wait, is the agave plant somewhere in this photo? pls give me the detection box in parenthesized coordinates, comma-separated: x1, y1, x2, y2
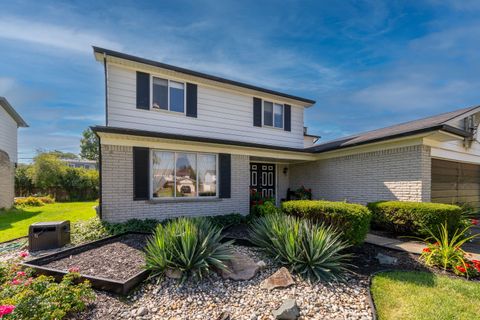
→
(249, 213, 352, 282)
(144, 217, 234, 281)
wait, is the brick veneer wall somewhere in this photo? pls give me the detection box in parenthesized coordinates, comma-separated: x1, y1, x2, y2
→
(101, 144, 250, 222)
(289, 145, 431, 204)
(0, 150, 14, 209)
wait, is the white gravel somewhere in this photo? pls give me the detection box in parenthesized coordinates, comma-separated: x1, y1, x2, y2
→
(75, 246, 373, 320)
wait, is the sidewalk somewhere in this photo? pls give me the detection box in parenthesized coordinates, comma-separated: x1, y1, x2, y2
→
(365, 233, 480, 260)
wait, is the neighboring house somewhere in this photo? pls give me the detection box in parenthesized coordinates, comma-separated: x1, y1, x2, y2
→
(62, 159, 97, 170)
(91, 47, 480, 222)
(0, 97, 28, 209)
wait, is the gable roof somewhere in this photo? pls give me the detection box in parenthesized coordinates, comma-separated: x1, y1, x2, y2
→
(0, 97, 28, 127)
(308, 105, 479, 153)
(93, 47, 316, 106)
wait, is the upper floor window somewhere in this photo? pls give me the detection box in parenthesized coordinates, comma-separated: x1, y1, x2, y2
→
(152, 77, 185, 113)
(263, 101, 284, 129)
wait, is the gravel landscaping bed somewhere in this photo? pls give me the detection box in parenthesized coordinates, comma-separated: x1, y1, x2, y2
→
(43, 234, 147, 281)
(75, 245, 375, 320)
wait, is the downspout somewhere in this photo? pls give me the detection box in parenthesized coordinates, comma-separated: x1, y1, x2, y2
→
(103, 53, 108, 126)
(94, 130, 103, 219)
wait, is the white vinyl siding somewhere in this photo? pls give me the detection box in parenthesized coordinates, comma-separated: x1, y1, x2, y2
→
(106, 64, 305, 149)
(0, 106, 18, 163)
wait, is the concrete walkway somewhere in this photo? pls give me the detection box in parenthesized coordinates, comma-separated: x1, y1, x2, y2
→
(365, 233, 480, 260)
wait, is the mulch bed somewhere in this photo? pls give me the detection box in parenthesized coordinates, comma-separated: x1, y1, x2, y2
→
(42, 234, 147, 281)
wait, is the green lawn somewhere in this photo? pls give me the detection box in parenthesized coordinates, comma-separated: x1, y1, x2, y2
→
(0, 202, 97, 243)
(371, 271, 480, 320)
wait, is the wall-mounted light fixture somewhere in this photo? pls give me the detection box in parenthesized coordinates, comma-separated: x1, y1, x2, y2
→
(283, 167, 288, 175)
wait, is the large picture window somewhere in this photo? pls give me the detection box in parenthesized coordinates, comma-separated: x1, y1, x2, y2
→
(152, 151, 217, 198)
(152, 77, 185, 113)
(263, 100, 284, 129)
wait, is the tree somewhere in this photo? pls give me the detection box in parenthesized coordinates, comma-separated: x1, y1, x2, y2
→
(47, 150, 79, 160)
(15, 164, 34, 196)
(80, 128, 99, 161)
(29, 153, 66, 191)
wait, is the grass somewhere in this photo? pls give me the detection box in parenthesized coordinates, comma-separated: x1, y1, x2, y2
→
(371, 271, 480, 320)
(0, 201, 97, 243)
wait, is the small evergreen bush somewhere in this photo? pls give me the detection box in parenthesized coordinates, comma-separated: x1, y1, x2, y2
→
(368, 201, 464, 237)
(208, 213, 246, 228)
(282, 200, 371, 245)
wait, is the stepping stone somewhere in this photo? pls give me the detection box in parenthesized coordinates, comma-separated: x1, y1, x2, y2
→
(272, 299, 300, 320)
(261, 267, 295, 290)
(221, 253, 259, 281)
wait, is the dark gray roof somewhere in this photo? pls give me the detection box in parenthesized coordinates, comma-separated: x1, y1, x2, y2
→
(0, 97, 28, 127)
(91, 126, 311, 153)
(93, 47, 316, 105)
(308, 105, 479, 153)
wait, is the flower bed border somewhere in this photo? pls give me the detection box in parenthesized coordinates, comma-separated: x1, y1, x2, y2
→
(21, 232, 150, 295)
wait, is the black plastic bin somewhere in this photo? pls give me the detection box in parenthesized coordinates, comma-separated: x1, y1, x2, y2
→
(28, 221, 70, 251)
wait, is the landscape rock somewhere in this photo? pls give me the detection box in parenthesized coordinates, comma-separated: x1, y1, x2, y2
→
(136, 307, 148, 316)
(221, 252, 259, 281)
(165, 268, 183, 279)
(256, 260, 267, 269)
(261, 267, 295, 290)
(375, 253, 398, 265)
(272, 299, 300, 320)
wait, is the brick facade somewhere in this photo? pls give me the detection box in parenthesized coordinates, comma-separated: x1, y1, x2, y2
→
(0, 150, 14, 209)
(289, 145, 431, 204)
(101, 144, 250, 222)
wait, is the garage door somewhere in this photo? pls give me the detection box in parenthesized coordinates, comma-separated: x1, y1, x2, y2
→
(431, 159, 480, 208)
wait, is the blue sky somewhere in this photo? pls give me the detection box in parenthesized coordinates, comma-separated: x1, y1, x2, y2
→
(2, 1, 480, 162)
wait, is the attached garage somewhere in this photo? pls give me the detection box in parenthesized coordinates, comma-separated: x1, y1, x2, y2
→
(431, 158, 480, 208)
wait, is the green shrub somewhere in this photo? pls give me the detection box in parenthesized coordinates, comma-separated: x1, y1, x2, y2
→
(421, 223, 479, 278)
(208, 213, 246, 228)
(368, 201, 464, 237)
(105, 218, 160, 234)
(71, 217, 160, 244)
(251, 201, 279, 218)
(14, 197, 45, 207)
(249, 213, 351, 281)
(281, 200, 371, 245)
(145, 217, 234, 281)
(71, 217, 110, 244)
(0, 255, 94, 320)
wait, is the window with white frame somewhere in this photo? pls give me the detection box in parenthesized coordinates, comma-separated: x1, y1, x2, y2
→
(263, 101, 284, 128)
(151, 150, 217, 198)
(152, 77, 185, 113)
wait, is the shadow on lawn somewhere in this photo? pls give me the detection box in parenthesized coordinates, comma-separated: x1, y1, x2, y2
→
(0, 207, 41, 233)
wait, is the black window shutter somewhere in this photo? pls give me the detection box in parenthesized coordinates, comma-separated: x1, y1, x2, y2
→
(186, 83, 198, 117)
(133, 147, 149, 200)
(284, 104, 291, 131)
(219, 153, 231, 199)
(253, 97, 262, 127)
(136, 71, 150, 110)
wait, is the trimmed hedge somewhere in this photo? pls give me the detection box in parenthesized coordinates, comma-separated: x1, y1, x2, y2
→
(281, 200, 372, 245)
(367, 201, 464, 237)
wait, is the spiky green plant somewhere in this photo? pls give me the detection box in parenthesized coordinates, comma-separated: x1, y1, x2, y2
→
(249, 213, 352, 282)
(420, 223, 479, 278)
(144, 217, 234, 281)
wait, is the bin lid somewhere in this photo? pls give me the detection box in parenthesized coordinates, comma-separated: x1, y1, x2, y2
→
(30, 221, 69, 226)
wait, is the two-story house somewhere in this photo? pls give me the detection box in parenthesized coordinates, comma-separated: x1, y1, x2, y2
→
(0, 97, 28, 209)
(92, 47, 480, 222)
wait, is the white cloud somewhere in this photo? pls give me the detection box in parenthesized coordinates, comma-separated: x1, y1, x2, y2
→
(0, 16, 122, 54)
